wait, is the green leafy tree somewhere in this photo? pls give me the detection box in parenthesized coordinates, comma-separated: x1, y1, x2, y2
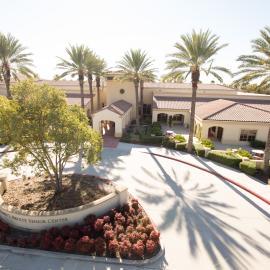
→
(57, 44, 88, 108)
(117, 49, 156, 125)
(94, 56, 107, 110)
(165, 30, 231, 153)
(234, 26, 270, 92)
(0, 32, 35, 99)
(0, 80, 102, 193)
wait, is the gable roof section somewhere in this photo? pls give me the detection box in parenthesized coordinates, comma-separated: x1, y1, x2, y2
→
(94, 100, 132, 116)
(196, 99, 270, 123)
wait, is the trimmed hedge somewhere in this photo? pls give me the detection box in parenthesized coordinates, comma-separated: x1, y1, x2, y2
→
(150, 122, 162, 136)
(174, 134, 186, 143)
(250, 140, 266, 149)
(237, 148, 252, 159)
(239, 161, 257, 176)
(162, 137, 176, 149)
(194, 144, 205, 157)
(175, 142, 187, 151)
(201, 139, 215, 149)
(207, 151, 242, 168)
(140, 135, 163, 145)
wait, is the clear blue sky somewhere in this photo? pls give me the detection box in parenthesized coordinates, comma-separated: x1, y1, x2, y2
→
(1, 0, 269, 83)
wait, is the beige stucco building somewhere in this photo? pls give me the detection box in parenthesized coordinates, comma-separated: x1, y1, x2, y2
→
(1, 76, 270, 144)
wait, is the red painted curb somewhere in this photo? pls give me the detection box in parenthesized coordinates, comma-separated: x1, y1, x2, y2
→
(143, 152, 270, 206)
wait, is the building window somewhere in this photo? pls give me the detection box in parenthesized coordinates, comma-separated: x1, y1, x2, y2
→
(240, 130, 257, 142)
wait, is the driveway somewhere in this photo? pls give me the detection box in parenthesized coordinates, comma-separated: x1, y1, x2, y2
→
(0, 143, 269, 270)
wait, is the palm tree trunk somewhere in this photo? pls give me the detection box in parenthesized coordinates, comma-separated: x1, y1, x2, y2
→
(87, 73, 94, 113)
(187, 69, 200, 153)
(263, 127, 270, 177)
(140, 80, 144, 119)
(134, 80, 140, 126)
(96, 76, 101, 109)
(4, 66, 12, 99)
(79, 73, 85, 109)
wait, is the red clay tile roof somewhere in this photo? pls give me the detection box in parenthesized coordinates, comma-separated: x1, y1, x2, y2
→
(94, 100, 132, 116)
(66, 93, 94, 106)
(196, 99, 270, 123)
(145, 82, 236, 91)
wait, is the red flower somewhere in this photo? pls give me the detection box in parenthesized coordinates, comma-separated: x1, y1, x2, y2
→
(104, 230, 115, 240)
(52, 236, 65, 251)
(146, 239, 157, 255)
(94, 219, 104, 232)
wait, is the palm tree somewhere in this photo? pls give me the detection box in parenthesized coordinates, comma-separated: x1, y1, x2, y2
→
(165, 30, 231, 153)
(234, 26, 270, 177)
(0, 32, 35, 99)
(56, 45, 88, 108)
(234, 26, 270, 92)
(117, 49, 156, 125)
(85, 50, 97, 114)
(94, 57, 107, 110)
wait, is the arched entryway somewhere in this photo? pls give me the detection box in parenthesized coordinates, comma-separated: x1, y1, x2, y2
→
(157, 113, 168, 123)
(100, 120, 115, 137)
(172, 114, 185, 126)
(208, 126, 223, 142)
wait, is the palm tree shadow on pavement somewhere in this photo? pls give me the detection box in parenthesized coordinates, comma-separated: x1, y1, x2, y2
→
(133, 148, 270, 270)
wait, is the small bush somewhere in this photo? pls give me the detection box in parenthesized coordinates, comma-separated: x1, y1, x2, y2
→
(150, 122, 162, 136)
(76, 236, 95, 254)
(207, 151, 242, 168)
(64, 238, 76, 252)
(239, 161, 257, 176)
(162, 137, 176, 149)
(194, 144, 205, 157)
(146, 240, 158, 255)
(237, 148, 252, 159)
(201, 139, 215, 149)
(139, 135, 163, 145)
(175, 142, 187, 151)
(174, 134, 186, 143)
(250, 140, 266, 149)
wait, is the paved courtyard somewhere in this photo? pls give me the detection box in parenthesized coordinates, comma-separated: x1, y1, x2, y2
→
(0, 143, 269, 270)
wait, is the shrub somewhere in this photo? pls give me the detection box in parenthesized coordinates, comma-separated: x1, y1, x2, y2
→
(149, 230, 160, 242)
(40, 233, 52, 250)
(0, 232, 6, 243)
(128, 231, 141, 244)
(139, 135, 163, 145)
(95, 237, 106, 256)
(119, 240, 132, 258)
(136, 225, 146, 234)
(115, 224, 125, 235)
(207, 151, 242, 168)
(131, 198, 139, 211)
(29, 234, 40, 248)
(103, 216, 111, 223)
(80, 225, 91, 236)
(146, 240, 158, 255)
(69, 229, 80, 240)
(108, 239, 119, 255)
(48, 227, 60, 238)
(84, 214, 97, 226)
(64, 238, 76, 252)
(104, 230, 115, 241)
(250, 140, 266, 149)
(0, 220, 10, 233)
(114, 213, 126, 225)
(76, 236, 95, 254)
(174, 134, 186, 143)
(162, 137, 176, 149)
(141, 216, 151, 226)
(94, 219, 104, 232)
(175, 142, 187, 151)
(237, 148, 252, 159)
(52, 236, 65, 251)
(145, 224, 154, 235)
(61, 225, 71, 238)
(201, 138, 215, 149)
(17, 237, 27, 248)
(132, 240, 145, 258)
(103, 223, 113, 232)
(239, 161, 257, 176)
(194, 144, 205, 157)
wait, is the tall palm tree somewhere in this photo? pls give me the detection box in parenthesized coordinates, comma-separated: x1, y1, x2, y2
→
(56, 45, 88, 108)
(94, 57, 107, 110)
(85, 50, 97, 114)
(234, 26, 270, 177)
(117, 49, 156, 125)
(234, 26, 270, 92)
(0, 32, 35, 99)
(165, 30, 231, 153)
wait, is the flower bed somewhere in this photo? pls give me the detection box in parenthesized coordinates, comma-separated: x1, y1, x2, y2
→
(0, 198, 160, 260)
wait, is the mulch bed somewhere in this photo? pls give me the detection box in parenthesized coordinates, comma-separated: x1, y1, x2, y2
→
(2, 174, 111, 211)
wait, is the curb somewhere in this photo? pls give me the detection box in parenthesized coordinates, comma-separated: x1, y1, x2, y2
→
(0, 242, 165, 266)
(144, 152, 270, 205)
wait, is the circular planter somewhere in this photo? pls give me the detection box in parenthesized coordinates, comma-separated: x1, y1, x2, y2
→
(0, 175, 128, 232)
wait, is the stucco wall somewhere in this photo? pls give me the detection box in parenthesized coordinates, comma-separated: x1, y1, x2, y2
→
(92, 108, 132, 137)
(198, 119, 269, 145)
(152, 109, 190, 127)
(106, 81, 136, 118)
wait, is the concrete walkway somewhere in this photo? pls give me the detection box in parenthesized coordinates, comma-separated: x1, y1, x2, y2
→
(0, 143, 269, 270)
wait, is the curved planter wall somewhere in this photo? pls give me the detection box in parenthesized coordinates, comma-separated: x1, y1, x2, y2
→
(0, 176, 128, 232)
